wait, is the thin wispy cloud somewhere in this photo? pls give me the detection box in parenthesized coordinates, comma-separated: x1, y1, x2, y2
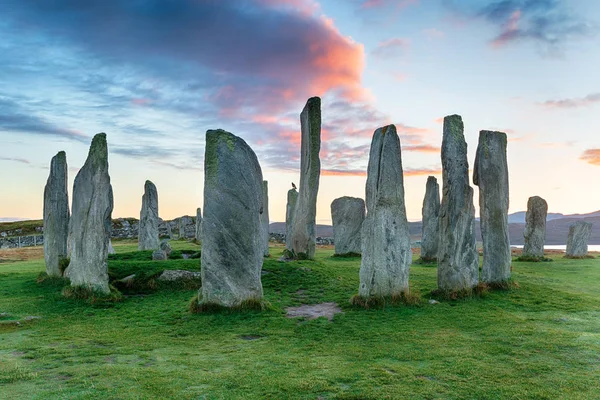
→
(541, 93, 600, 108)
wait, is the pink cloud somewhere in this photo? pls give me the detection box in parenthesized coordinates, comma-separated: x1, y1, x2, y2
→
(372, 37, 410, 58)
(540, 93, 600, 109)
(581, 149, 600, 166)
(490, 10, 522, 48)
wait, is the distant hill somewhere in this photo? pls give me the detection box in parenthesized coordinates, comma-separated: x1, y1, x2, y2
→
(507, 210, 600, 224)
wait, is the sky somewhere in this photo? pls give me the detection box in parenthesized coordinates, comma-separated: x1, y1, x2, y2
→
(1, 0, 599, 224)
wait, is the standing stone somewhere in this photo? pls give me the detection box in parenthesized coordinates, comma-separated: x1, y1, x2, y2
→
(108, 240, 116, 255)
(331, 197, 365, 256)
(473, 131, 511, 283)
(195, 208, 202, 242)
(285, 188, 298, 251)
(260, 181, 270, 257)
(199, 129, 264, 307)
(522, 196, 548, 258)
(420, 176, 440, 262)
(289, 97, 321, 259)
(166, 223, 172, 239)
(566, 221, 593, 258)
(64, 133, 113, 294)
(178, 217, 185, 239)
(359, 125, 412, 298)
(43, 151, 70, 276)
(437, 115, 479, 292)
(138, 180, 159, 250)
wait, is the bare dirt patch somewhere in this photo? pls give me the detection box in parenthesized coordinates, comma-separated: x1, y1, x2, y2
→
(286, 302, 342, 321)
(0, 246, 44, 262)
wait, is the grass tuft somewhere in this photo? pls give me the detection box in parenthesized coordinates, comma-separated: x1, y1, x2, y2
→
(332, 252, 361, 258)
(62, 284, 123, 304)
(516, 255, 553, 262)
(58, 256, 70, 275)
(350, 290, 422, 309)
(36, 272, 69, 287)
(564, 255, 595, 259)
(190, 295, 273, 314)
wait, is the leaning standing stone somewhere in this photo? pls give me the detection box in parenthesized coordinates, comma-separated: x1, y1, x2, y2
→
(64, 133, 113, 294)
(359, 125, 412, 299)
(420, 176, 440, 262)
(473, 130, 511, 284)
(331, 197, 364, 256)
(260, 181, 270, 257)
(195, 208, 202, 242)
(289, 97, 321, 259)
(138, 180, 159, 250)
(437, 115, 479, 292)
(198, 129, 264, 308)
(566, 221, 593, 258)
(43, 151, 70, 277)
(285, 188, 298, 251)
(522, 196, 548, 258)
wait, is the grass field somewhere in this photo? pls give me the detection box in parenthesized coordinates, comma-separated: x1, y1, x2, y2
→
(1, 241, 599, 399)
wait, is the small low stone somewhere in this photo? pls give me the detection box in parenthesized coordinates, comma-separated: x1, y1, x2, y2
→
(285, 302, 342, 321)
(23, 316, 41, 321)
(0, 312, 11, 319)
(428, 299, 440, 305)
(157, 270, 202, 281)
(159, 240, 172, 256)
(119, 274, 136, 284)
(152, 250, 167, 261)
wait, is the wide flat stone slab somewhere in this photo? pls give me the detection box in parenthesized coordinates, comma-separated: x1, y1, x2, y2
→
(285, 302, 342, 321)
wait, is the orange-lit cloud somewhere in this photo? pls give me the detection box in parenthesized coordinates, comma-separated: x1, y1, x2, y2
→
(490, 10, 521, 48)
(404, 168, 442, 177)
(541, 93, 600, 109)
(322, 169, 366, 177)
(580, 149, 600, 166)
(403, 144, 440, 153)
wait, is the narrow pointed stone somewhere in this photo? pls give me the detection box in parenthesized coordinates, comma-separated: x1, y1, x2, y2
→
(522, 196, 548, 258)
(195, 207, 202, 242)
(260, 181, 270, 257)
(199, 129, 264, 307)
(138, 180, 159, 250)
(43, 151, 70, 276)
(420, 176, 440, 262)
(566, 221, 593, 257)
(437, 115, 479, 292)
(473, 130, 511, 283)
(285, 188, 298, 251)
(331, 197, 365, 256)
(359, 125, 412, 298)
(64, 133, 113, 294)
(289, 97, 321, 259)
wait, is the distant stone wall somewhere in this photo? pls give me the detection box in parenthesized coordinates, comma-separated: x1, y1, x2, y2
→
(269, 232, 333, 246)
(0, 235, 44, 249)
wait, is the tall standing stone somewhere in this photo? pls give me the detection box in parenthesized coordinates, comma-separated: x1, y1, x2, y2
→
(289, 97, 321, 259)
(420, 176, 440, 262)
(566, 221, 593, 258)
(473, 130, 511, 283)
(437, 115, 479, 292)
(179, 217, 185, 239)
(359, 125, 412, 298)
(195, 207, 202, 242)
(43, 151, 70, 276)
(260, 181, 270, 257)
(64, 133, 113, 294)
(199, 129, 264, 307)
(522, 196, 548, 258)
(331, 197, 365, 256)
(138, 180, 159, 250)
(285, 188, 298, 251)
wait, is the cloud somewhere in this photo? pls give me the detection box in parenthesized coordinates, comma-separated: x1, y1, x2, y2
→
(580, 149, 600, 166)
(372, 38, 410, 58)
(540, 93, 600, 108)
(404, 167, 442, 177)
(0, 156, 31, 165)
(0, 97, 89, 143)
(360, 0, 418, 10)
(448, 0, 595, 53)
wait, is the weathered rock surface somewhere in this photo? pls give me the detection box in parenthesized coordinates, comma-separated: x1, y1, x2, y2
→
(566, 221, 593, 257)
(158, 270, 202, 281)
(64, 133, 113, 294)
(138, 180, 159, 250)
(331, 197, 364, 255)
(152, 250, 167, 260)
(260, 181, 270, 257)
(178, 215, 194, 239)
(437, 115, 479, 292)
(159, 240, 172, 257)
(473, 130, 511, 283)
(43, 151, 70, 276)
(199, 129, 264, 307)
(522, 196, 548, 258)
(420, 176, 440, 261)
(289, 97, 321, 259)
(285, 188, 298, 251)
(195, 208, 202, 241)
(286, 303, 342, 321)
(359, 125, 412, 298)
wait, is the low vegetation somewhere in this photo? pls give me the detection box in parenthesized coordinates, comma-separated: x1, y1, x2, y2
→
(0, 241, 599, 399)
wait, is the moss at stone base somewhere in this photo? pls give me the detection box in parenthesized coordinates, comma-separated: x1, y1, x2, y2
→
(189, 296, 273, 314)
(332, 252, 361, 258)
(349, 291, 421, 309)
(62, 284, 123, 304)
(516, 255, 553, 262)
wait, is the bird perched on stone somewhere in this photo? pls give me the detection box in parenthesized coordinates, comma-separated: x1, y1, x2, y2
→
(291, 182, 297, 190)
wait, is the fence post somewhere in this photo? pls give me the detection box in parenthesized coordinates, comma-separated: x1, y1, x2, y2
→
(18, 236, 21, 248)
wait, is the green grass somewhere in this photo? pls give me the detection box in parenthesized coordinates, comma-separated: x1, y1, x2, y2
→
(0, 242, 599, 399)
(0, 219, 43, 236)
